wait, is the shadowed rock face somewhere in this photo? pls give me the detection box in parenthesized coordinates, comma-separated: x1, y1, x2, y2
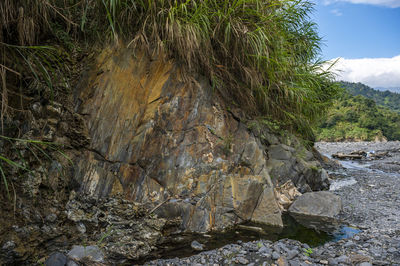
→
(73, 47, 327, 233)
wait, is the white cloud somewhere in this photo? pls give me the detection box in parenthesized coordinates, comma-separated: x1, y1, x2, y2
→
(323, 0, 400, 8)
(329, 55, 400, 88)
(330, 8, 343, 15)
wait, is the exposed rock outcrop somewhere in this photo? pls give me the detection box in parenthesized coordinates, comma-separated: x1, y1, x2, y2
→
(72, 47, 329, 233)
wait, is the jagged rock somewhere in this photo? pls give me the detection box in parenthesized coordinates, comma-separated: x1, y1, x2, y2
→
(274, 181, 302, 211)
(288, 191, 342, 232)
(71, 48, 330, 233)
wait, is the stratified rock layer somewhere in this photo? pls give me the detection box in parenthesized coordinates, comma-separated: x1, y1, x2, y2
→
(74, 47, 328, 232)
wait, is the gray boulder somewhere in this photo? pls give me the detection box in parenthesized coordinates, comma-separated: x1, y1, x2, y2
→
(288, 191, 342, 232)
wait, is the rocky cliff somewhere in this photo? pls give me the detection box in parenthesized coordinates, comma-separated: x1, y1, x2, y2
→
(73, 46, 330, 233)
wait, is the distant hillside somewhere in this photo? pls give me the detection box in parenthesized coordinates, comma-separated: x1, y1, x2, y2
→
(340, 81, 400, 113)
(375, 87, 400, 94)
(316, 91, 400, 142)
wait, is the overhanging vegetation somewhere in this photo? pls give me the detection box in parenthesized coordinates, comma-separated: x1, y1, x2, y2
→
(1, 0, 338, 140)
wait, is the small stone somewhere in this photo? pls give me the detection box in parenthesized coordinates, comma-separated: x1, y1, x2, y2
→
(67, 245, 104, 263)
(287, 250, 299, 260)
(200, 258, 206, 264)
(259, 246, 272, 254)
(272, 251, 280, 260)
(277, 257, 289, 266)
(45, 252, 67, 266)
(191, 241, 204, 251)
(388, 247, 396, 253)
(236, 257, 249, 264)
(319, 260, 328, 265)
(45, 214, 58, 223)
(354, 236, 360, 241)
(358, 263, 372, 266)
(344, 241, 355, 248)
(336, 255, 349, 263)
(289, 260, 302, 266)
(76, 222, 86, 234)
(327, 258, 338, 265)
(2, 241, 15, 250)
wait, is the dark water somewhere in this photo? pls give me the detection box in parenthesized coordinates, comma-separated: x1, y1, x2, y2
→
(148, 214, 349, 261)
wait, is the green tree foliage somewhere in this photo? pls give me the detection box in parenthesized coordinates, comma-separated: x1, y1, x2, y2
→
(316, 90, 400, 141)
(340, 81, 400, 113)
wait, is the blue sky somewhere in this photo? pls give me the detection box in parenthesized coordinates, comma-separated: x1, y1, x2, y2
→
(311, 0, 400, 88)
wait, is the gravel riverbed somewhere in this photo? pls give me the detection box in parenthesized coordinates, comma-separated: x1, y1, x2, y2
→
(146, 142, 400, 266)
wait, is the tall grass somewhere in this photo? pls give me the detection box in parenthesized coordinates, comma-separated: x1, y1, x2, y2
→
(1, 0, 338, 139)
(88, 0, 339, 139)
(0, 0, 338, 198)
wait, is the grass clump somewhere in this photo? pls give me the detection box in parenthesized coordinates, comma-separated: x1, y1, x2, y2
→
(0, 0, 339, 197)
(94, 0, 339, 140)
(1, 0, 338, 140)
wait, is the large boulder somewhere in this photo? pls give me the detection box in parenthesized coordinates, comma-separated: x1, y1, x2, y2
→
(72, 47, 329, 233)
(288, 191, 342, 232)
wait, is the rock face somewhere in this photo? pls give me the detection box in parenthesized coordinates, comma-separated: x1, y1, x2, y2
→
(288, 191, 342, 232)
(73, 47, 328, 233)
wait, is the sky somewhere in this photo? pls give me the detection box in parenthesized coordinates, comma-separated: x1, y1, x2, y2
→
(312, 0, 400, 88)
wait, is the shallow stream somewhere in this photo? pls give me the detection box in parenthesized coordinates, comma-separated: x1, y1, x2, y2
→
(146, 214, 358, 261)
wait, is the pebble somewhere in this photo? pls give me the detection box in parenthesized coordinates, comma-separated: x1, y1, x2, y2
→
(358, 263, 372, 266)
(44, 252, 67, 266)
(191, 240, 204, 251)
(236, 256, 249, 264)
(287, 249, 299, 260)
(67, 245, 104, 263)
(272, 251, 280, 260)
(2, 241, 15, 250)
(45, 214, 57, 223)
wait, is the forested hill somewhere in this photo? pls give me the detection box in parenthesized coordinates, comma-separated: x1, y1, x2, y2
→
(316, 81, 400, 141)
(340, 81, 400, 113)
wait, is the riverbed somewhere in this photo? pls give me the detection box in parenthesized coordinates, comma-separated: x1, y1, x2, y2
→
(147, 142, 400, 265)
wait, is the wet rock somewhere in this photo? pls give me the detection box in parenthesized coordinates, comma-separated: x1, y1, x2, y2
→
(45, 252, 67, 266)
(191, 241, 204, 251)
